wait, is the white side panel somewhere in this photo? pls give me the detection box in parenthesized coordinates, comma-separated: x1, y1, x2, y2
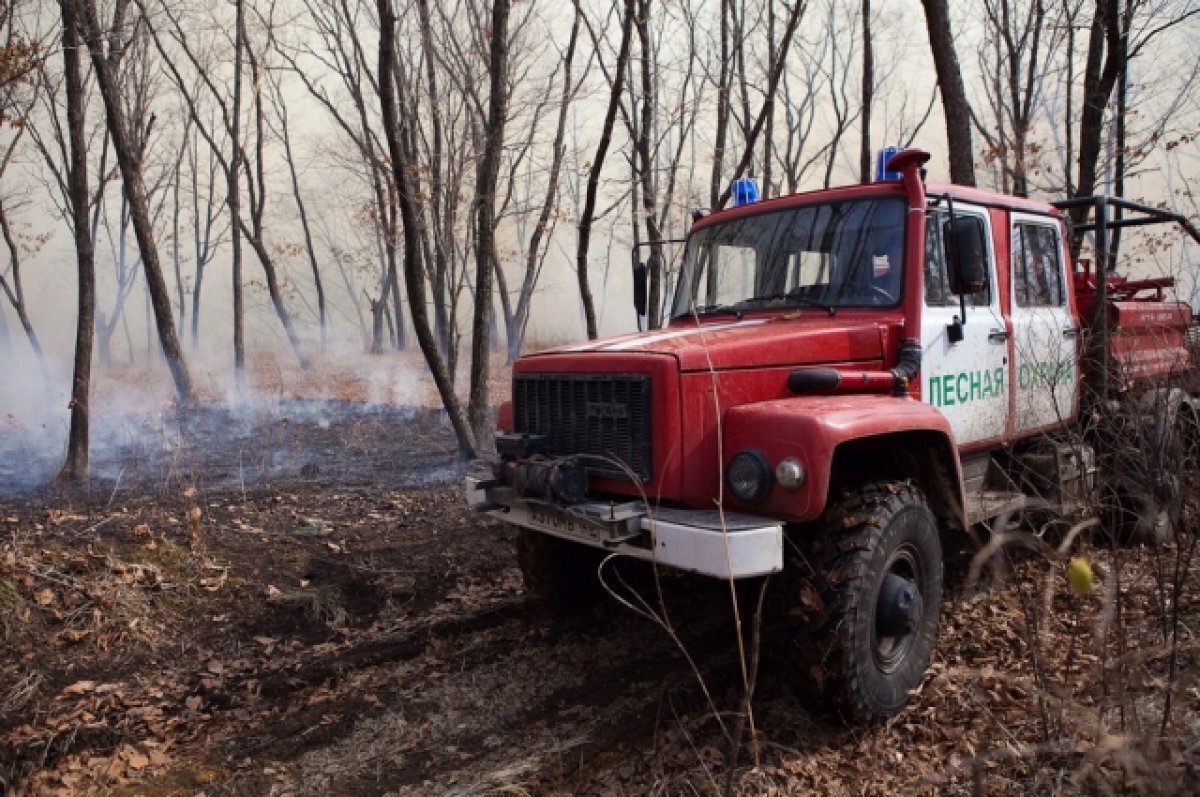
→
(1010, 215, 1078, 433)
(920, 204, 1009, 445)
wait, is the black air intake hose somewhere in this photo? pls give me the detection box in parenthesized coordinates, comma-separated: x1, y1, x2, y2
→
(890, 341, 922, 396)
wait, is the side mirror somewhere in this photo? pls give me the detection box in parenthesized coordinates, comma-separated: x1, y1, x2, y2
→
(632, 261, 648, 317)
(945, 217, 987, 295)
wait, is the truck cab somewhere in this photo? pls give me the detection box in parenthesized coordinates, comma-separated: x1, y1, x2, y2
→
(466, 148, 1197, 724)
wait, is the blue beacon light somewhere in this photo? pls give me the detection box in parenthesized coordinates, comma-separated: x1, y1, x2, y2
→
(875, 146, 903, 181)
(731, 177, 760, 207)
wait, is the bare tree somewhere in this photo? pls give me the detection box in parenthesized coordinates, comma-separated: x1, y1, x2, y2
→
(278, 1, 386, 343)
(493, 0, 586, 356)
(708, 0, 733, 207)
(466, 0, 511, 446)
(59, 0, 96, 484)
(142, 0, 310, 372)
(377, 0, 476, 457)
(972, 0, 1063, 197)
(230, 0, 246, 372)
(267, 69, 327, 348)
(576, 0, 636, 340)
(633, 0, 667, 328)
(0, 117, 45, 374)
(919, 0, 976, 185)
(774, 28, 825, 192)
(1068, 0, 1199, 256)
(0, 198, 46, 373)
(859, 0, 873, 182)
(0, 4, 48, 376)
(73, 0, 193, 400)
(714, 0, 806, 206)
(183, 108, 227, 348)
(169, 112, 190, 334)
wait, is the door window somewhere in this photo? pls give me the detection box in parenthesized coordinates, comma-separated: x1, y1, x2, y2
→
(1013, 223, 1064, 307)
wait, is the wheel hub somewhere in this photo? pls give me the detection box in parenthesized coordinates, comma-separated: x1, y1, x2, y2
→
(876, 572, 922, 639)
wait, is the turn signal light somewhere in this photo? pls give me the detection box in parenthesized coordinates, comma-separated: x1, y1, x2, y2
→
(775, 458, 806, 490)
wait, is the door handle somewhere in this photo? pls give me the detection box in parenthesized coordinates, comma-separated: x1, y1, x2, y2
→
(1062, 326, 1079, 339)
(988, 329, 1009, 343)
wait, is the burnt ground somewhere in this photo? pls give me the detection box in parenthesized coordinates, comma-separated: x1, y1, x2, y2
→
(1, 400, 1199, 796)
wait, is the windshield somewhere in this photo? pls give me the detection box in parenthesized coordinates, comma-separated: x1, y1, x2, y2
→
(670, 198, 906, 318)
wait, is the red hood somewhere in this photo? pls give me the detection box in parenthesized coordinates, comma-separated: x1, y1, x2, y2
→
(534, 315, 885, 371)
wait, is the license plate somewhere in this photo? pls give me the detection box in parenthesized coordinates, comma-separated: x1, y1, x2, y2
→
(524, 503, 618, 544)
(528, 504, 585, 534)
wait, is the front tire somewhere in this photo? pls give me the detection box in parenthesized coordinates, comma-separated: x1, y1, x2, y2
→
(514, 527, 605, 613)
(783, 480, 943, 724)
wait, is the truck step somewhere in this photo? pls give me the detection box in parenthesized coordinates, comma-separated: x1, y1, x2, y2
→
(965, 490, 1029, 527)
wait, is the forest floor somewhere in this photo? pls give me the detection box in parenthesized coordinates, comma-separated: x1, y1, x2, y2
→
(2, 357, 1199, 795)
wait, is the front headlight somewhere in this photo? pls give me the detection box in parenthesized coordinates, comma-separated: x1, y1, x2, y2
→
(726, 450, 772, 503)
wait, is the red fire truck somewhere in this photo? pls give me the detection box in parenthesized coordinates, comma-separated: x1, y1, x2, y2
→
(466, 148, 1200, 723)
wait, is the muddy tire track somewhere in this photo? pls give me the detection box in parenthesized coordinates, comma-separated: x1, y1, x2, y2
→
(206, 575, 751, 796)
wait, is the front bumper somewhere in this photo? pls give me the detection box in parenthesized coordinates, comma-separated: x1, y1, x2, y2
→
(465, 473, 783, 579)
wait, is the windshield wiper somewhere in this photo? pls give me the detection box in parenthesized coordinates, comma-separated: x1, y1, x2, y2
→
(738, 292, 838, 315)
(681, 304, 744, 319)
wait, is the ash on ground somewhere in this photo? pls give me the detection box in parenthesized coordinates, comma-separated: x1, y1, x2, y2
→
(0, 399, 461, 498)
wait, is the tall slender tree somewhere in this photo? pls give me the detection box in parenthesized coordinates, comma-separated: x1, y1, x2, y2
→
(377, 0, 476, 457)
(230, 0, 246, 374)
(59, 0, 97, 484)
(859, 0, 873, 182)
(919, 0, 976, 185)
(576, 0, 636, 340)
(466, 0, 511, 447)
(73, 0, 193, 401)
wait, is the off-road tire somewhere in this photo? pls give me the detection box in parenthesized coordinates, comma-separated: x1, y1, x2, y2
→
(783, 480, 943, 724)
(514, 527, 605, 613)
(1100, 413, 1186, 544)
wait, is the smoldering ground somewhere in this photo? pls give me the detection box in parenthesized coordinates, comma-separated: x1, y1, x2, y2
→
(0, 344, 465, 499)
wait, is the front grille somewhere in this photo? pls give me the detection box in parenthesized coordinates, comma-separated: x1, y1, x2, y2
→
(513, 373, 652, 480)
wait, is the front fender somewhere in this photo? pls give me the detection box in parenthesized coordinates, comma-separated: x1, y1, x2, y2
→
(722, 394, 962, 522)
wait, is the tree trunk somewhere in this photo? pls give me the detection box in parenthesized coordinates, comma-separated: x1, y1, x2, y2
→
(60, 0, 96, 485)
(278, 94, 327, 348)
(242, 39, 309, 370)
(709, 0, 732, 208)
(860, 0, 873, 182)
(171, 121, 188, 334)
(1070, 0, 1123, 258)
(1110, 13, 1129, 263)
(369, 295, 386, 355)
(576, 0, 636, 340)
(714, 0, 806, 208)
(919, 0, 976, 185)
(241, 229, 311, 369)
(74, 0, 193, 402)
(467, 0, 511, 448)
(0, 200, 48, 376)
(377, 0, 476, 458)
(231, 0, 246, 376)
(763, 0, 776, 195)
(511, 2, 580, 359)
(634, 0, 666, 329)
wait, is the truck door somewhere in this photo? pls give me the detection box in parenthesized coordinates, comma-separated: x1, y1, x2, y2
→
(920, 205, 1009, 446)
(1009, 214, 1079, 434)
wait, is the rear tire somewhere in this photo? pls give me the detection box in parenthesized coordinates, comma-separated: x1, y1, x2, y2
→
(514, 527, 605, 613)
(1100, 412, 1185, 544)
(782, 480, 943, 724)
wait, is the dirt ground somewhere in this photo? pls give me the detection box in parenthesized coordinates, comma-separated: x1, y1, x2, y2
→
(2, 393, 1199, 795)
